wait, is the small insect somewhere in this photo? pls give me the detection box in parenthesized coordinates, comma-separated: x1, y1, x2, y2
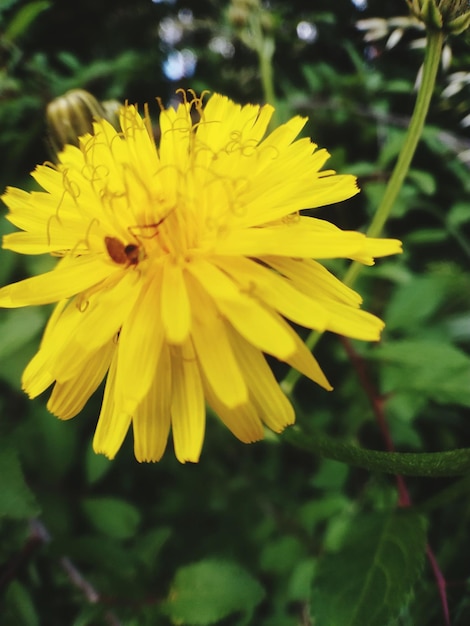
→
(105, 236, 140, 266)
(104, 211, 174, 266)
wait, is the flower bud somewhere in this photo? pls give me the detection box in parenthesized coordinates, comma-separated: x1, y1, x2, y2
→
(46, 89, 107, 157)
(407, 0, 470, 33)
(101, 99, 122, 130)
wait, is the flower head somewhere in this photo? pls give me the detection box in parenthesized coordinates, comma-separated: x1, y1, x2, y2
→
(407, 0, 470, 33)
(0, 91, 401, 462)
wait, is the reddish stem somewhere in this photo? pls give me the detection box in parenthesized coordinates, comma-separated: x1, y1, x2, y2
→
(340, 336, 449, 625)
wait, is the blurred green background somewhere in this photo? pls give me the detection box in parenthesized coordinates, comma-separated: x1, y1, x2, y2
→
(1, 0, 470, 624)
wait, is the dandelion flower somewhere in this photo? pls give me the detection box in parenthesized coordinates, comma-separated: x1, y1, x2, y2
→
(0, 92, 401, 462)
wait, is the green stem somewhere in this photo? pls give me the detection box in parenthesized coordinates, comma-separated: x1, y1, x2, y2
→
(343, 28, 444, 287)
(258, 40, 276, 110)
(285, 427, 470, 477)
(282, 28, 444, 395)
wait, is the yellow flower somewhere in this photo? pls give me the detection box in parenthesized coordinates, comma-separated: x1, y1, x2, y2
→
(0, 91, 401, 463)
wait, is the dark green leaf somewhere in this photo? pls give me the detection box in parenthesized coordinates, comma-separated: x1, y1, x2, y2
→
(311, 511, 427, 626)
(3, 580, 39, 626)
(81, 497, 141, 540)
(85, 444, 112, 485)
(0, 444, 39, 519)
(164, 559, 265, 625)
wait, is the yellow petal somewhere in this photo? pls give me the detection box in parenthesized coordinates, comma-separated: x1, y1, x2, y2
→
(133, 344, 172, 462)
(279, 320, 332, 390)
(196, 94, 273, 156)
(185, 272, 248, 408)
(264, 256, 362, 307)
(259, 115, 307, 153)
(214, 256, 329, 331)
(93, 351, 132, 459)
(0, 256, 112, 307)
(322, 302, 385, 340)
(47, 341, 115, 419)
(114, 274, 165, 415)
(204, 383, 265, 443)
(170, 339, 206, 463)
(214, 224, 367, 259)
(351, 236, 403, 265)
(158, 101, 191, 171)
(236, 158, 358, 228)
(188, 259, 297, 360)
(22, 349, 54, 399)
(22, 300, 70, 398)
(226, 326, 295, 432)
(44, 272, 141, 381)
(161, 261, 191, 344)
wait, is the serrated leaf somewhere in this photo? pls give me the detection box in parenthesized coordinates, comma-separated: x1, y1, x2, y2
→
(384, 276, 446, 331)
(311, 511, 427, 626)
(81, 497, 141, 540)
(0, 444, 39, 519)
(165, 559, 265, 625)
(371, 339, 470, 407)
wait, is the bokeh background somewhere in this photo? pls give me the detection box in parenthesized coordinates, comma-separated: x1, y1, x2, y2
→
(1, 1, 470, 624)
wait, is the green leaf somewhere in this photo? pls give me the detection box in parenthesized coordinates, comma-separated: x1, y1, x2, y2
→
(407, 169, 436, 195)
(406, 228, 448, 244)
(260, 535, 303, 574)
(0, 308, 45, 360)
(134, 526, 173, 570)
(384, 275, 446, 331)
(85, 443, 112, 485)
(287, 558, 317, 602)
(311, 511, 427, 626)
(81, 497, 141, 540)
(447, 201, 470, 228)
(4, 1, 51, 41)
(3, 580, 39, 626)
(0, 444, 39, 519)
(372, 339, 470, 407)
(164, 559, 265, 625)
(378, 128, 407, 169)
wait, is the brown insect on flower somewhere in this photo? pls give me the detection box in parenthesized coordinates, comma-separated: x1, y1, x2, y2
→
(105, 236, 140, 266)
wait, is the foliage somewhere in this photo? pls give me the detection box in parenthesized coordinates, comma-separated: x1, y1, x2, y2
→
(1, 0, 470, 625)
